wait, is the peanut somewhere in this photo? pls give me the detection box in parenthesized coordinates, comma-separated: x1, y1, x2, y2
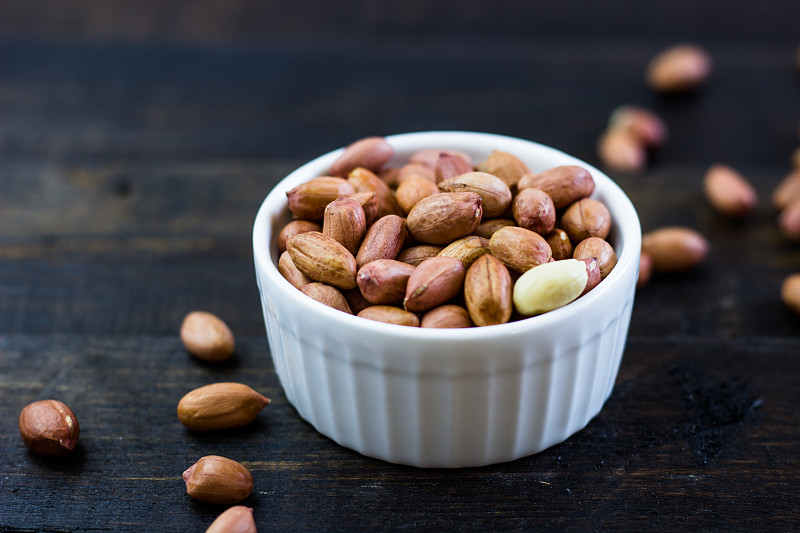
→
(597, 128, 646, 172)
(780, 274, 800, 315)
(180, 311, 236, 362)
(356, 214, 407, 268)
(609, 105, 667, 147)
(489, 225, 552, 272)
(396, 174, 441, 214)
(438, 172, 512, 218)
(396, 244, 444, 266)
(512, 187, 556, 235)
(646, 43, 712, 93)
(18, 400, 80, 457)
(357, 259, 415, 305)
(278, 220, 322, 253)
(206, 506, 257, 533)
(357, 305, 420, 327)
(637, 251, 653, 288)
(287, 231, 358, 289)
(472, 218, 516, 239)
(301, 282, 353, 313)
(518, 166, 595, 209)
(703, 164, 757, 218)
(329, 136, 394, 177)
(513, 259, 588, 316)
(545, 229, 574, 261)
(286, 177, 355, 220)
(278, 251, 310, 289)
(641, 227, 707, 272)
(348, 167, 404, 219)
(475, 150, 531, 190)
(183, 455, 253, 505)
(409, 148, 472, 170)
(323, 197, 366, 255)
(177, 382, 270, 431)
(350, 191, 380, 226)
(420, 305, 473, 328)
(435, 153, 474, 182)
(578, 257, 601, 296)
(772, 170, 800, 210)
(404, 256, 466, 313)
(778, 198, 800, 243)
(464, 254, 513, 326)
(437, 235, 491, 269)
(560, 198, 612, 242)
(406, 192, 483, 244)
(573, 237, 618, 279)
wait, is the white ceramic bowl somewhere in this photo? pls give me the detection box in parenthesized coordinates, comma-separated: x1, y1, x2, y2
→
(253, 131, 640, 468)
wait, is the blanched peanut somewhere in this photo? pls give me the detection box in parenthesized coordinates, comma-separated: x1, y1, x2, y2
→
(513, 259, 589, 316)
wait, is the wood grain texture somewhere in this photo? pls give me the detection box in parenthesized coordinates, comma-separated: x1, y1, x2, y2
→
(2, 0, 800, 530)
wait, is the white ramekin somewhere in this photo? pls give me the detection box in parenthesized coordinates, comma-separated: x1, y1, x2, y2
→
(253, 131, 641, 468)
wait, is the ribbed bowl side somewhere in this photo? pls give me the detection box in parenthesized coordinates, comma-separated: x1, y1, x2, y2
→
(257, 271, 637, 468)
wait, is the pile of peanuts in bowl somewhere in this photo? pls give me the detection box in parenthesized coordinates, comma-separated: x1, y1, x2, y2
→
(276, 135, 618, 328)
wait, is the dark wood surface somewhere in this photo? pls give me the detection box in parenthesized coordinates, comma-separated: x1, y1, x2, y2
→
(2, 1, 800, 531)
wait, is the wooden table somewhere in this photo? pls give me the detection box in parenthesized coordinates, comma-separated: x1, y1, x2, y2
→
(2, 2, 799, 530)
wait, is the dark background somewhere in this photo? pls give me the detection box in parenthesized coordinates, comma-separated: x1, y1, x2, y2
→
(2, 1, 800, 531)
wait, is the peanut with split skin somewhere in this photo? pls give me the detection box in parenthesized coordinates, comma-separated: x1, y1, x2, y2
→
(18, 400, 80, 457)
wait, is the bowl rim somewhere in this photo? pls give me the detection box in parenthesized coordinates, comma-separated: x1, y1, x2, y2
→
(253, 130, 641, 344)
